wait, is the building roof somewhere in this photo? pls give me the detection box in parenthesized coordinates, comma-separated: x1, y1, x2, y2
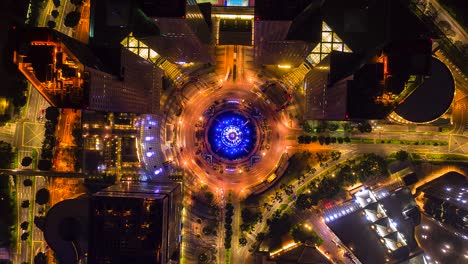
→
(18, 27, 112, 73)
(89, 182, 181, 264)
(53, 30, 112, 73)
(394, 57, 455, 123)
(304, 51, 390, 120)
(273, 243, 332, 264)
(396, 252, 429, 264)
(44, 196, 89, 264)
(254, 20, 315, 66)
(95, 182, 180, 197)
(255, 0, 317, 21)
(325, 187, 422, 264)
(417, 171, 467, 212)
(218, 18, 252, 45)
(138, 0, 187, 18)
(286, 1, 322, 42)
(321, 0, 430, 57)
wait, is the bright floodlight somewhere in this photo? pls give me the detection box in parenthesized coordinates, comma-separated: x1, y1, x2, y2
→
(207, 111, 257, 161)
(146, 152, 154, 158)
(145, 136, 154, 141)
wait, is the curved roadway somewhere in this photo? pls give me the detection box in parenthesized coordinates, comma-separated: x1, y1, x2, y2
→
(177, 79, 289, 193)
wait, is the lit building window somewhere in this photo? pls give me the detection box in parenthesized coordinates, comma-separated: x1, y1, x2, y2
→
(283, 22, 352, 89)
(305, 22, 352, 66)
(121, 33, 186, 85)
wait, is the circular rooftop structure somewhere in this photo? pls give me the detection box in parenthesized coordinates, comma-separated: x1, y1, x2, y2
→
(395, 57, 455, 123)
(206, 110, 258, 163)
(44, 196, 89, 264)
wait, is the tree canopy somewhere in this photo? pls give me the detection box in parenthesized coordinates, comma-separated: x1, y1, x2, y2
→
(45, 107, 59, 122)
(240, 208, 262, 232)
(204, 191, 214, 204)
(290, 224, 323, 245)
(38, 160, 52, 171)
(23, 179, 33, 187)
(267, 211, 291, 238)
(395, 150, 409, 161)
(64, 11, 81, 28)
(34, 252, 47, 264)
(51, 10, 59, 18)
(21, 157, 33, 167)
(35, 188, 50, 205)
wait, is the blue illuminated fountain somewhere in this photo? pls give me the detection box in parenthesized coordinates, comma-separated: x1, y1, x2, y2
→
(207, 110, 257, 161)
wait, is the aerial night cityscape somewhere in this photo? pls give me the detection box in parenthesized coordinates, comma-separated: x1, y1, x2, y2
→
(0, 0, 467, 264)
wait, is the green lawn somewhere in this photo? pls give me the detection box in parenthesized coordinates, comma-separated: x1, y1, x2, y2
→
(350, 138, 374, 144)
(278, 203, 288, 211)
(296, 186, 306, 196)
(225, 249, 231, 264)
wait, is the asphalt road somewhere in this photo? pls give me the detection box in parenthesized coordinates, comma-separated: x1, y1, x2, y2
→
(12, 7, 55, 261)
(16, 175, 32, 264)
(13, 85, 49, 263)
(31, 176, 47, 262)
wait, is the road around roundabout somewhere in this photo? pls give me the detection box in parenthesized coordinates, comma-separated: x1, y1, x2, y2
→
(175, 78, 290, 193)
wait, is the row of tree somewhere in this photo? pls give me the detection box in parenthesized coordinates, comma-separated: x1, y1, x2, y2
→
(224, 202, 234, 249)
(64, 0, 85, 28)
(295, 154, 389, 210)
(298, 135, 351, 145)
(39, 107, 60, 170)
(71, 122, 83, 171)
(302, 121, 372, 134)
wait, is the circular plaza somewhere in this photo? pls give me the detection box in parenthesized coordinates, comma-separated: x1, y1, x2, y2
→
(176, 80, 289, 190)
(206, 108, 260, 163)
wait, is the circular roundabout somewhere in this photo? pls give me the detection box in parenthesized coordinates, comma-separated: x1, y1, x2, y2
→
(175, 81, 289, 190)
